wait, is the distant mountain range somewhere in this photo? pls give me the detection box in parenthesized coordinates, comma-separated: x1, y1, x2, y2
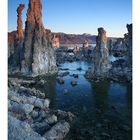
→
(53, 32, 97, 44)
(8, 30, 118, 45)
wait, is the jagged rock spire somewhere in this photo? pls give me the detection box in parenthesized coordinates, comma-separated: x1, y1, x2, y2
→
(96, 27, 108, 49)
(26, 0, 45, 32)
(17, 4, 25, 38)
(92, 27, 111, 76)
(21, 0, 57, 76)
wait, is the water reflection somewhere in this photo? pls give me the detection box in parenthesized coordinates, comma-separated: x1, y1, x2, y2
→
(37, 76, 57, 107)
(34, 61, 132, 139)
(92, 81, 109, 118)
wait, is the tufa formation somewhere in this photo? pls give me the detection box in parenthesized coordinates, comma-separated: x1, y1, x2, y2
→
(17, 4, 25, 39)
(8, 0, 58, 76)
(91, 27, 111, 77)
(52, 34, 60, 48)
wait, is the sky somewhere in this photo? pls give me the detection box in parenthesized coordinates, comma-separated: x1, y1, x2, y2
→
(8, 0, 132, 37)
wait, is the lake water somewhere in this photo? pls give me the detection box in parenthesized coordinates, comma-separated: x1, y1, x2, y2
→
(38, 61, 132, 140)
(60, 44, 96, 49)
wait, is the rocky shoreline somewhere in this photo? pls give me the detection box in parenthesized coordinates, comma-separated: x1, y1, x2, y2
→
(8, 77, 75, 140)
(56, 24, 132, 83)
(8, 0, 132, 139)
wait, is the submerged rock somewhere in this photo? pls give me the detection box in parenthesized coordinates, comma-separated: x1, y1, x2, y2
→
(64, 89, 69, 94)
(57, 77, 65, 84)
(54, 110, 75, 122)
(71, 80, 78, 86)
(77, 67, 82, 71)
(62, 71, 70, 77)
(72, 74, 79, 78)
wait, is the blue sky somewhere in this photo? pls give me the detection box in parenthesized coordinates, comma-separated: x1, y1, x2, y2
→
(8, 0, 132, 37)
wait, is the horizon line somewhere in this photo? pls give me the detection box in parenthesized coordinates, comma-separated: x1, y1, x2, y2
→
(8, 28, 124, 38)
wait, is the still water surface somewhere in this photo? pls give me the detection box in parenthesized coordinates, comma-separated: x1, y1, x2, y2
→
(39, 61, 132, 140)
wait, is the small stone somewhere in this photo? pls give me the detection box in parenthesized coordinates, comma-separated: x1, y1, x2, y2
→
(31, 110, 39, 119)
(101, 132, 110, 137)
(39, 110, 46, 118)
(43, 121, 70, 140)
(71, 80, 78, 86)
(77, 67, 82, 71)
(23, 104, 34, 114)
(44, 99, 50, 108)
(96, 123, 102, 128)
(121, 125, 131, 131)
(34, 99, 43, 109)
(63, 72, 69, 76)
(64, 89, 69, 94)
(38, 79, 46, 85)
(57, 77, 65, 84)
(72, 74, 79, 78)
(45, 114, 57, 124)
(32, 122, 51, 135)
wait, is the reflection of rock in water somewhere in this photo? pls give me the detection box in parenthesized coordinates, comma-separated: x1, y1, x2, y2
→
(126, 83, 132, 114)
(37, 77, 57, 107)
(92, 81, 110, 116)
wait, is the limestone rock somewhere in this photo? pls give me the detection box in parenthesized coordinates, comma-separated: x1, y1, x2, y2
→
(52, 34, 60, 48)
(9, 101, 34, 115)
(91, 27, 111, 77)
(8, 115, 45, 140)
(21, 0, 57, 76)
(45, 114, 58, 124)
(111, 38, 127, 57)
(43, 121, 70, 140)
(83, 40, 89, 48)
(57, 77, 65, 84)
(17, 4, 25, 39)
(71, 80, 78, 86)
(8, 4, 25, 73)
(8, 0, 58, 76)
(125, 24, 132, 66)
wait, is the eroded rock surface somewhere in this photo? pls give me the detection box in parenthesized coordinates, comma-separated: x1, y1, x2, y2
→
(52, 34, 60, 48)
(8, 77, 74, 140)
(8, 0, 58, 76)
(109, 24, 132, 82)
(8, 115, 45, 140)
(85, 27, 111, 79)
(8, 4, 25, 73)
(17, 4, 25, 39)
(125, 24, 132, 66)
(21, 0, 57, 76)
